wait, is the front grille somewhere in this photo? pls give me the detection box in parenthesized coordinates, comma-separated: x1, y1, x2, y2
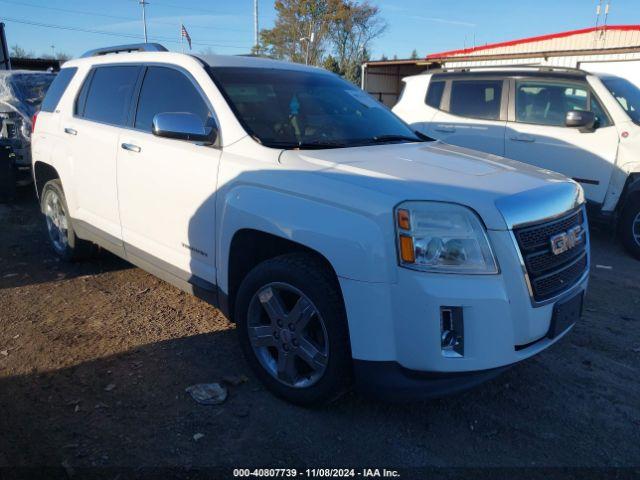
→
(514, 209, 588, 302)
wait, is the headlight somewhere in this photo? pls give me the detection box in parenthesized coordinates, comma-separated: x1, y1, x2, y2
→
(395, 201, 498, 274)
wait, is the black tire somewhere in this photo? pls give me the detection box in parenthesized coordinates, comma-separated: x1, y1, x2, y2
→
(41, 179, 94, 261)
(235, 253, 352, 405)
(619, 196, 640, 260)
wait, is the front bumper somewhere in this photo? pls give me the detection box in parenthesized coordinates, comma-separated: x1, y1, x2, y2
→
(339, 228, 588, 396)
(354, 360, 511, 401)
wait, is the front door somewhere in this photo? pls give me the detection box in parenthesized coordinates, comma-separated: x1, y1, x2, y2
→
(505, 79, 619, 204)
(116, 65, 221, 287)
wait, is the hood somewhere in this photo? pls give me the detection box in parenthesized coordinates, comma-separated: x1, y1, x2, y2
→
(279, 141, 582, 230)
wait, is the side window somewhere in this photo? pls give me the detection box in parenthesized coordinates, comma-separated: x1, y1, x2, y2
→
(515, 81, 610, 127)
(74, 70, 94, 117)
(449, 80, 502, 120)
(82, 66, 140, 126)
(425, 81, 445, 109)
(590, 95, 611, 128)
(134, 66, 212, 132)
(40, 67, 77, 113)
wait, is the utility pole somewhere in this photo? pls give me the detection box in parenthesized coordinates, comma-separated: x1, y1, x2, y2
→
(50, 44, 55, 58)
(253, 0, 259, 52)
(140, 0, 149, 43)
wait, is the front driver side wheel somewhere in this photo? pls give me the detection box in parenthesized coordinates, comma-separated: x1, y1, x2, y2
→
(619, 197, 640, 260)
(235, 253, 352, 405)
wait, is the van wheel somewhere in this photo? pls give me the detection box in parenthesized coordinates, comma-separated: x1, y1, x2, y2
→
(235, 253, 351, 405)
(41, 179, 93, 261)
(619, 197, 640, 260)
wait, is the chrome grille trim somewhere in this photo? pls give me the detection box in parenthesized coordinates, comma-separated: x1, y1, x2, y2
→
(510, 205, 590, 307)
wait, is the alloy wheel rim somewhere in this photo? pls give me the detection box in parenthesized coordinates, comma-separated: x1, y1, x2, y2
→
(44, 190, 69, 252)
(247, 282, 329, 388)
(633, 211, 640, 247)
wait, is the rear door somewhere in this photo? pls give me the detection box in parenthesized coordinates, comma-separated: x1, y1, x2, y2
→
(504, 78, 618, 204)
(63, 65, 141, 241)
(429, 77, 508, 156)
(117, 65, 221, 288)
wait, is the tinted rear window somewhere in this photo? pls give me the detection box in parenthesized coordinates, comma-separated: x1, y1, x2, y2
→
(40, 68, 77, 113)
(450, 80, 502, 120)
(82, 66, 140, 126)
(425, 81, 445, 109)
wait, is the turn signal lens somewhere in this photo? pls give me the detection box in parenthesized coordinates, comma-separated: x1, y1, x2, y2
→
(397, 209, 411, 230)
(399, 235, 415, 263)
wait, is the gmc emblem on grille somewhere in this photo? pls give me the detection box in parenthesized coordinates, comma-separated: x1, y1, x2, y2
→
(550, 225, 584, 255)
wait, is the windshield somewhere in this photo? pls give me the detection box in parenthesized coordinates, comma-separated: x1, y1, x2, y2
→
(208, 67, 423, 149)
(601, 76, 640, 125)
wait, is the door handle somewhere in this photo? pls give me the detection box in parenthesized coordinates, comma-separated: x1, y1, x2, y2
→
(121, 143, 141, 153)
(435, 125, 456, 133)
(64, 127, 77, 136)
(510, 134, 535, 143)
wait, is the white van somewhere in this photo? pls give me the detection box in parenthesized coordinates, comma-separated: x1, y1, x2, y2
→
(393, 67, 640, 258)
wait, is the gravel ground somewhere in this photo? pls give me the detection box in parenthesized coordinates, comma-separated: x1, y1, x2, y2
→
(0, 189, 639, 477)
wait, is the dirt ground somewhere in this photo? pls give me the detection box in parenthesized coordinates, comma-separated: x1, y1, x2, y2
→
(0, 188, 639, 477)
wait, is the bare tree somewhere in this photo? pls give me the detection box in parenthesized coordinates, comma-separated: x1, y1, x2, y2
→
(10, 45, 34, 59)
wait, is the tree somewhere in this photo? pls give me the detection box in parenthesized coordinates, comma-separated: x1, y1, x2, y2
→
(10, 45, 34, 59)
(259, 0, 338, 65)
(258, 0, 386, 84)
(410, 49, 418, 59)
(322, 54, 341, 74)
(329, 1, 386, 83)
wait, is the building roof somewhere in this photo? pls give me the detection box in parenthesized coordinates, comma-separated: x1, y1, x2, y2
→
(427, 25, 640, 60)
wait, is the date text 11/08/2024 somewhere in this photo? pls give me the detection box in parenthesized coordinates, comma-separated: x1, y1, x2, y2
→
(233, 468, 401, 478)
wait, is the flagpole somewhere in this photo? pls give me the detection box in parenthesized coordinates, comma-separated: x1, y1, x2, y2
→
(180, 21, 184, 53)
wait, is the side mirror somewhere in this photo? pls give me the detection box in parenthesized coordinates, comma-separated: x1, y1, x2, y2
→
(152, 112, 217, 144)
(565, 110, 596, 132)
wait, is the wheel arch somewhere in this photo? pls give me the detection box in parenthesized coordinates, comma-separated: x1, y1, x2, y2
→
(217, 186, 394, 319)
(225, 228, 341, 321)
(33, 162, 60, 201)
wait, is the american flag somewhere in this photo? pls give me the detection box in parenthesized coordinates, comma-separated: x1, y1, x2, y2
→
(181, 24, 192, 50)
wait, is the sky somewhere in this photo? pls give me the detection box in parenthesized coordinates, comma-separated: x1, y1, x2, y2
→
(1, 0, 640, 60)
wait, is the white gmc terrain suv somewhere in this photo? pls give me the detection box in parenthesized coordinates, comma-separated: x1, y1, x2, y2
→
(32, 44, 590, 404)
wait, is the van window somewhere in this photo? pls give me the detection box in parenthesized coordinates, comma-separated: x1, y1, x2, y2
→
(134, 66, 213, 132)
(425, 81, 445, 109)
(515, 81, 610, 127)
(449, 80, 502, 120)
(602, 76, 640, 126)
(40, 68, 77, 113)
(82, 66, 140, 126)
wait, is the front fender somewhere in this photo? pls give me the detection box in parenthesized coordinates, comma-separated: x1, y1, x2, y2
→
(216, 184, 394, 293)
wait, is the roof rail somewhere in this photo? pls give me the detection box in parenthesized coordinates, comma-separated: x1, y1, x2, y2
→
(426, 65, 587, 75)
(81, 43, 168, 58)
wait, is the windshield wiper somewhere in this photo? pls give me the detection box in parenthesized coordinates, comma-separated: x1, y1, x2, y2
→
(366, 134, 425, 144)
(274, 140, 349, 150)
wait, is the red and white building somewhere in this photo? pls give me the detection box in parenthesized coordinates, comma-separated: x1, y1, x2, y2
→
(362, 25, 640, 107)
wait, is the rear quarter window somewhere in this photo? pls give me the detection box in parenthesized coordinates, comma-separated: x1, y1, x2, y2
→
(40, 68, 77, 113)
(425, 81, 445, 109)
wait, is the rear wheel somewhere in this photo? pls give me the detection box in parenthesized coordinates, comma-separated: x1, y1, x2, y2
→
(41, 179, 93, 261)
(619, 196, 640, 260)
(235, 253, 351, 405)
